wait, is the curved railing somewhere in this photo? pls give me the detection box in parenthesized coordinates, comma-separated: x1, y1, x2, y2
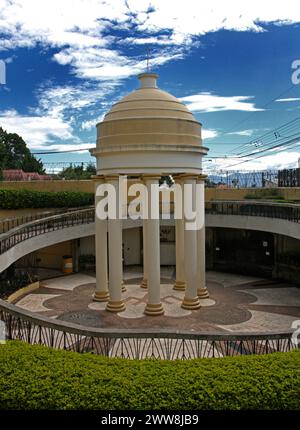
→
(0, 201, 299, 358)
(0, 207, 94, 255)
(205, 200, 300, 222)
(0, 200, 299, 256)
(0, 206, 93, 234)
(0, 299, 296, 359)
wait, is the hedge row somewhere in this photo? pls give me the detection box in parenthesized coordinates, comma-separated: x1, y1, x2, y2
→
(0, 341, 299, 410)
(0, 189, 94, 209)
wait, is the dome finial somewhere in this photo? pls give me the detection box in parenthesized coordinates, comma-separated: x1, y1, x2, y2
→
(138, 72, 158, 89)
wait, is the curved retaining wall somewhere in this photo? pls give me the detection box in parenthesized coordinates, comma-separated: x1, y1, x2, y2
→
(0, 202, 299, 274)
(0, 298, 296, 359)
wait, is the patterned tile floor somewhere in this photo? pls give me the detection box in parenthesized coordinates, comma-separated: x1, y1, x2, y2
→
(13, 268, 300, 333)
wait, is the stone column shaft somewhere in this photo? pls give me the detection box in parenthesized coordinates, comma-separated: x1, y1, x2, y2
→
(174, 216, 186, 290)
(143, 176, 164, 316)
(197, 177, 209, 299)
(106, 176, 126, 312)
(181, 176, 201, 310)
(140, 218, 148, 288)
(94, 178, 109, 302)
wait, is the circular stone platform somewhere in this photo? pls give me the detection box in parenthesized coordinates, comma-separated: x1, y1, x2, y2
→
(13, 268, 300, 333)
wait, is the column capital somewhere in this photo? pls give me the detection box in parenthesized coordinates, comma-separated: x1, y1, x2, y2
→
(173, 174, 184, 184)
(105, 174, 120, 182)
(197, 174, 207, 182)
(179, 173, 199, 181)
(141, 174, 161, 182)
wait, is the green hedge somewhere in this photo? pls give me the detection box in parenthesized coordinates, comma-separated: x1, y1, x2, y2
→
(0, 341, 299, 410)
(0, 189, 93, 209)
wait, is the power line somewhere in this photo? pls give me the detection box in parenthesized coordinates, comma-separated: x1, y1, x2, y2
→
(231, 116, 300, 157)
(221, 136, 300, 169)
(216, 83, 295, 140)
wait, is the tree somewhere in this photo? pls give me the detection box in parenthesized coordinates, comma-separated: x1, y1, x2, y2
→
(57, 163, 96, 180)
(0, 127, 44, 174)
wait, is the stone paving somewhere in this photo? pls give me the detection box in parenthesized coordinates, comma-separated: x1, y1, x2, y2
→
(14, 268, 300, 333)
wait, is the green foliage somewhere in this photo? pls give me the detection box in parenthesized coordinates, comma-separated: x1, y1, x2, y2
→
(0, 127, 44, 174)
(57, 163, 96, 180)
(245, 188, 281, 200)
(0, 189, 93, 209)
(0, 341, 299, 410)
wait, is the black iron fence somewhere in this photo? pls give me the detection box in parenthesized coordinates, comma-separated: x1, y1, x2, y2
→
(0, 201, 299, 256)
(0, 299, 297, 359)
(0, 206, 94, 234)
(278, 168, 300, 187)
(206, 200, 300, 222)
(0, 207, 94, 255)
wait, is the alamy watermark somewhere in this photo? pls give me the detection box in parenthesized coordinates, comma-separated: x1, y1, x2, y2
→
(0, 60, 6, 85)
(291, 60, 300, 85)
(291, 320, 300, 346)
(95, 176, 205, 231)
(0, 320, 6, 344)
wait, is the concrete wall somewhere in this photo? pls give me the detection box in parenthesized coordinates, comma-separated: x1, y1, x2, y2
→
(123, 227, 141, 265)
(205, 187, 300, 201)
(0, 223, 95, 273)
(34, 241, 72, 269)
(1, 180, 299, 202)
(206, 215, 300, 240)
(79, 236, 95, 255)
(1, 213, 299, 283)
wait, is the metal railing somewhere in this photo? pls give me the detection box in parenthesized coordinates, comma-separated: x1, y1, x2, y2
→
(205, 200, 300, 222)
(0, 207, 95, 255)
(0, 201, 299, 358)
(0, 206, 94, 234)
(0, 201, 299, 256)
(0, 299, 296, 359)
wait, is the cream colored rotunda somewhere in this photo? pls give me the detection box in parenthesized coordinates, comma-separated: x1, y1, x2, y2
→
(90, 73, 209, 315)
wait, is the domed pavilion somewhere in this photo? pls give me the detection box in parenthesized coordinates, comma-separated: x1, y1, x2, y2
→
(90, 73, 209, 316)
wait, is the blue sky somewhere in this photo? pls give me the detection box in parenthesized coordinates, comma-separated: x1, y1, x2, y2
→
(0, 0, 300, 171)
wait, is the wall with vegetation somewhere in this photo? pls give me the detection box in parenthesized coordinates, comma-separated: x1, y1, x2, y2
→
(0, 180, 299, 201)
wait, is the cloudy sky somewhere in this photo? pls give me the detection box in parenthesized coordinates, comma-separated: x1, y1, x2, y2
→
(0, 0, 300, 171)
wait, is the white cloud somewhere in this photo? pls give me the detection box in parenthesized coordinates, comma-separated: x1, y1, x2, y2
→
(228, 129, 254, 136)
(202, 129, 218, 139)
(81, 115, 105, 130)
(0, 109, 76, 149)
(275, 98, 300, 102)
(1, 0, 300, 83)
(181, 93, 262, 112)
(1, 0, 300, 156)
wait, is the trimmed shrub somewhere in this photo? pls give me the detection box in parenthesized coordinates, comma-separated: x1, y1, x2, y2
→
(0, 189, 94, 209)
(0, 341, 299, 410)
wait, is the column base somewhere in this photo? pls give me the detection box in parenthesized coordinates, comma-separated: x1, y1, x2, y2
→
(181, 296, 201, 310)
(144, 303, 164, 316)
(140, 278, 148, 289)
(93, 291, 109, 302)
(197, 287, 209, 299)
(106, 300, 126, 313)
(121, 281, 127, 292)
(173, 280, 186, 291)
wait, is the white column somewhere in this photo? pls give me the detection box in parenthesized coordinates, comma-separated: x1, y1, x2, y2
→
(94, 177, 109, 302)
(197, 176, 209, 299)
(174, 217, 186, 291)
(140, 218, 148, 288)
(106, 175, 126, 313)
(143, 176, 164, 316)
(181, 175, 201, 310)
